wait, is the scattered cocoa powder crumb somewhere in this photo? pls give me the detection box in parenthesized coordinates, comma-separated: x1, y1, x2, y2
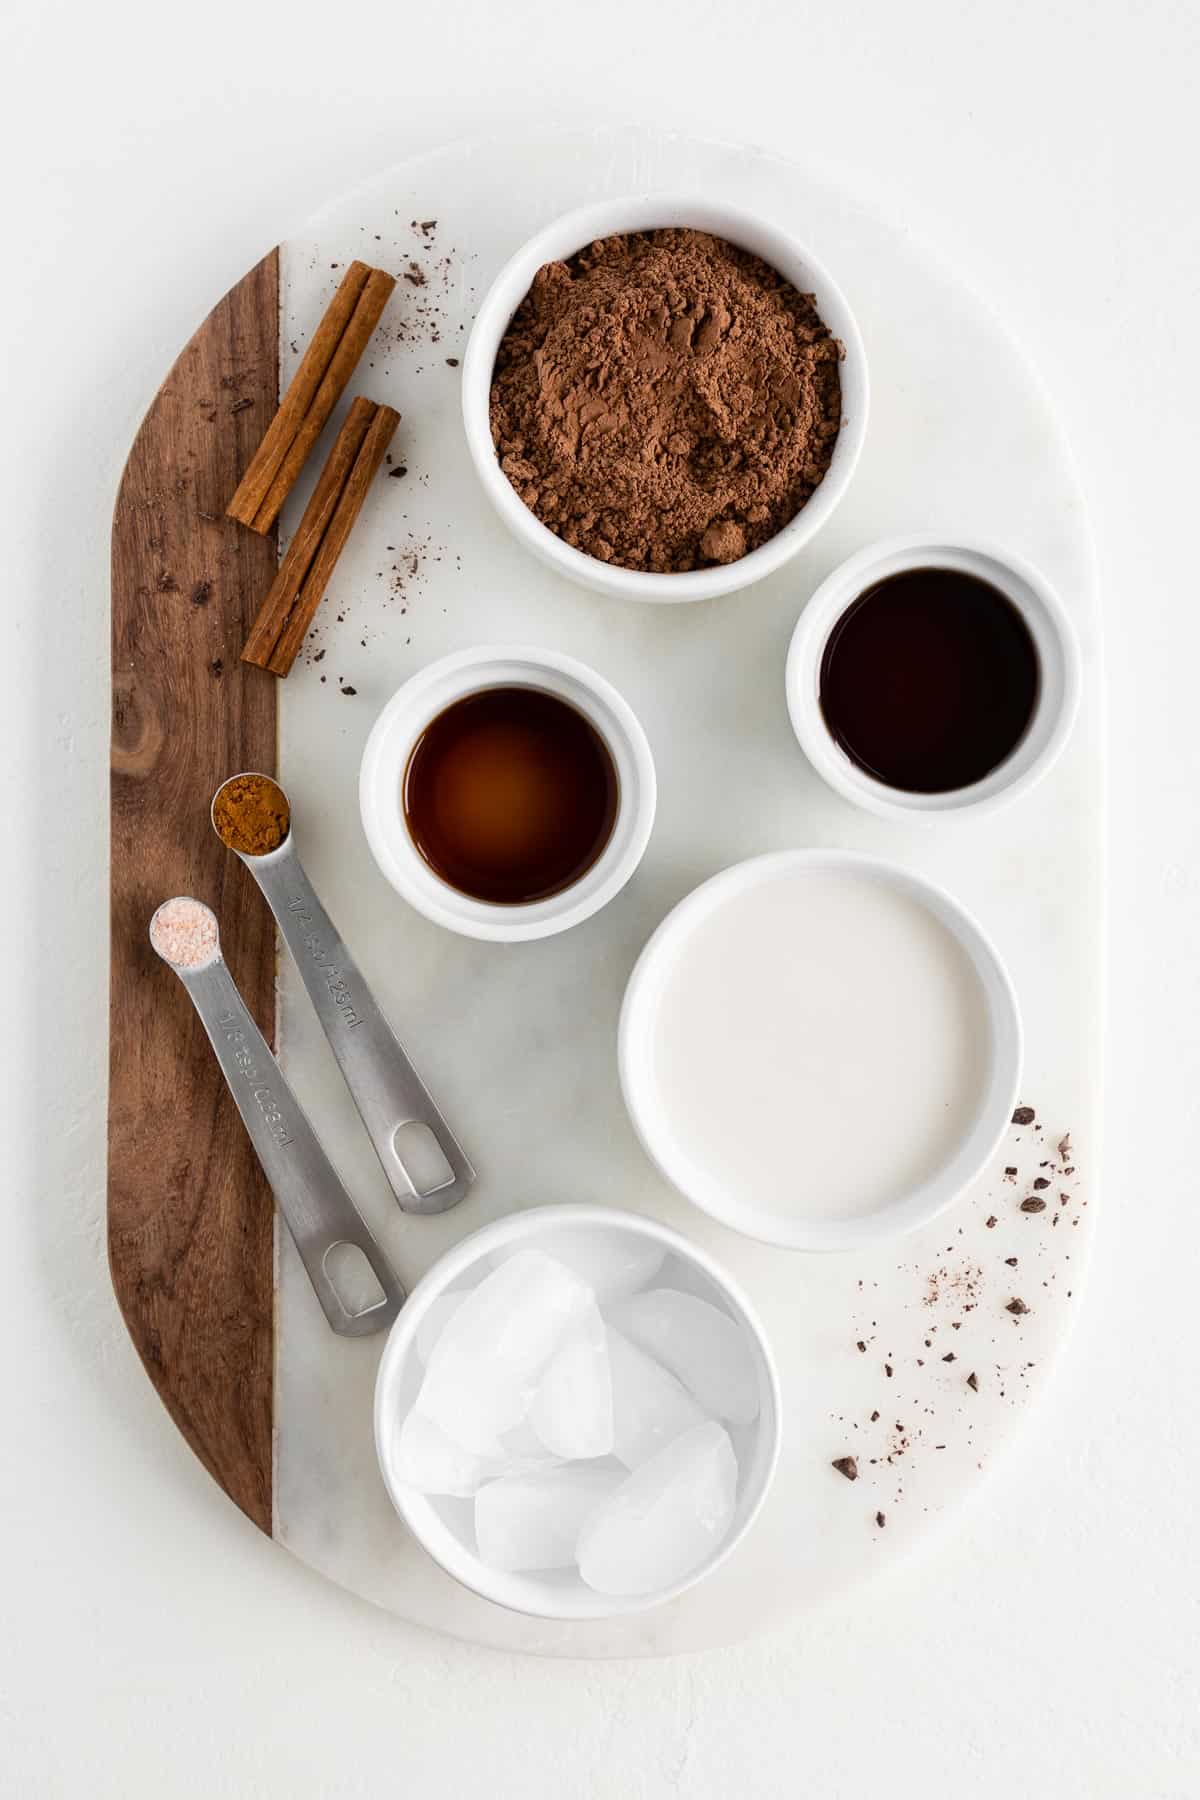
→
(967, 1371, 979, 1391)
(340, 685, 357, 696)
(856, 1340, 867, 1353)
(941, 1352, 956, 1363)
(870, 1410, 880, 1423)
(1005, 1256, 1018, 1266)
(490, 228, 843, 573)
(924, 1263, 983, 1311)
(1057, 1133, 1072, 1161)
(1033, 1177, 1051, 1190)
(1004, 1166, 1018, 1180)
(1006, 1297, 1030, 1315)
(388, 465, 409, 478)
(1020, 1197, 1047, 1213)
(884, 1363, 893, 1379)
(875, 1511, 887, 1529)
(831, 1457, 858, 1481)
(445, 356, 459, 367)
(986, 1215, 998, 1229)
(1012, 1106, 1036, 1126)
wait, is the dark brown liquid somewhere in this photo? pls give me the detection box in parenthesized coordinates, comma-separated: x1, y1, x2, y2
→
(818, 568, 1040, 793)
(403, 686, 619, 904)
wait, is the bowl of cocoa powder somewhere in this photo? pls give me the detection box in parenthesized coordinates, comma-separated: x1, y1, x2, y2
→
(463, 196, 868, 602)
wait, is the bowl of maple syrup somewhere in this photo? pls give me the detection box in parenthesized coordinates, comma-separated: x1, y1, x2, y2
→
(360, 646, 657, 941)
(786, 535, 1081, 821)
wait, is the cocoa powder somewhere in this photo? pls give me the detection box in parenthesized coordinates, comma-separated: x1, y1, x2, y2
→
(489, 229, 843, 573)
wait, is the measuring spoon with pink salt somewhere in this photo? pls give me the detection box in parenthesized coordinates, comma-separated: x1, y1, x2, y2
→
(149, 896, 405, 1336)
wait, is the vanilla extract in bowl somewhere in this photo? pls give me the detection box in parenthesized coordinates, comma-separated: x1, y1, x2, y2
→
(402, 685, 619, 905)
(818, 567, 1040, 793)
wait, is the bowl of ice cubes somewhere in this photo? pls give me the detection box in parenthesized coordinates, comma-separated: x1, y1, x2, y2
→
(373, 1205, 781, 1619)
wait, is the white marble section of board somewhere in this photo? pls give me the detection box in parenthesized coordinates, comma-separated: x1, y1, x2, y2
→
(270, 127, 1102, 1657)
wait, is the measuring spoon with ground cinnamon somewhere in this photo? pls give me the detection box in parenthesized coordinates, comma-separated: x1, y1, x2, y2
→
(211, 772, 474, 1214)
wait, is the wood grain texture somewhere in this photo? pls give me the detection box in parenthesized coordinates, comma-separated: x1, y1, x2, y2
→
(109, 252, 280, 1532)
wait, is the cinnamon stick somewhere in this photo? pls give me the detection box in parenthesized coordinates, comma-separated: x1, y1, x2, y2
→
(266, 403, 400, 676)
(240, 397, 378, 671)
(226, 261, 371, 528)
(249, 267, 396, 535)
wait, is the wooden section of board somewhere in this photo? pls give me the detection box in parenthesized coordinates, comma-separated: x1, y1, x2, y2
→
(109, 253, 280, 1532)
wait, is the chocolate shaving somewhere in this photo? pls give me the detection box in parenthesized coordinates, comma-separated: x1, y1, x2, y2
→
(1020, 1197, 1047, 1213)
(1006, 1297, 1030, 1315)
(831, 1457, 858, 1482)
(1012, 1105, 1035, 1126)
(966, 1371, 979, 1391)
(875, 1511, 887, 1529)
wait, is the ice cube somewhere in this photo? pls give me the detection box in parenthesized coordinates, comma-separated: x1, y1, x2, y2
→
(418, 1249, 593, 1453)
(475, 1466, 624, 1573)
(390, 1408, 505, 1497)
(529, 1299, 613, 1459)
(577, 1422, 739, 1596)
(607, 1327, 706, 1469)
(416, 1290, 468, 1365)
(500, 1415, 562, 1467)
(493, 1229, 665, 1304)
(607, 1289, 759, 1425)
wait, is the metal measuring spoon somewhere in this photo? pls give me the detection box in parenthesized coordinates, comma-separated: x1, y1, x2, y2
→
(211, 773, 474, 1216)
(148, 897, 404, 1337)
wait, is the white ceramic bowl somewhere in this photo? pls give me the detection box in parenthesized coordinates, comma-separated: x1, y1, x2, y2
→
(359, 645, 656, 942)
(373, 1204, 781, 1621)
(786, 535, 1082, 821)
(462, 195, 869, 603)
(619, 849, 1023, 1252)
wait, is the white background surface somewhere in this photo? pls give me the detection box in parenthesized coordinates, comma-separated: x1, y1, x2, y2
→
(2, 0, 1197, 1793)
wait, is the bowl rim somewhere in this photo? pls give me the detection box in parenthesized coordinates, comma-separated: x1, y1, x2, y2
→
(358, 643, 657, 942)
(461, 192, 870, 604)
(618, 848, 1023, 1252)
(373, 1202, 783, 1621)
(785, 534, 1083, 821)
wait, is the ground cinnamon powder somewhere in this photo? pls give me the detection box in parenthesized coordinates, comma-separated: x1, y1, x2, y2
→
(212, 774, 291, 856)
(489, 229, 843, 573)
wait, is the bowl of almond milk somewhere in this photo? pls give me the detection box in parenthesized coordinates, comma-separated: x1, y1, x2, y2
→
(618, 850, 1021, 1251)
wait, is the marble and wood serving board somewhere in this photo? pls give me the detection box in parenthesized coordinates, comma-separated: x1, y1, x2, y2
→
(108, 127, 1103, 1657)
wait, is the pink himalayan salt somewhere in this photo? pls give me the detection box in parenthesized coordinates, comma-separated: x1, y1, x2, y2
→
(150, 897, 219, 968)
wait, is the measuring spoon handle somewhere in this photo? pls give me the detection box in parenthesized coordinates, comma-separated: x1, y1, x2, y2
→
(177, 956, 405, 1337)
(248, 843, 475, 1216)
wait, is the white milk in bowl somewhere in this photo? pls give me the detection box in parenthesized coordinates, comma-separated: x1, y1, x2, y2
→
(620, 852, 1019, 1250)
